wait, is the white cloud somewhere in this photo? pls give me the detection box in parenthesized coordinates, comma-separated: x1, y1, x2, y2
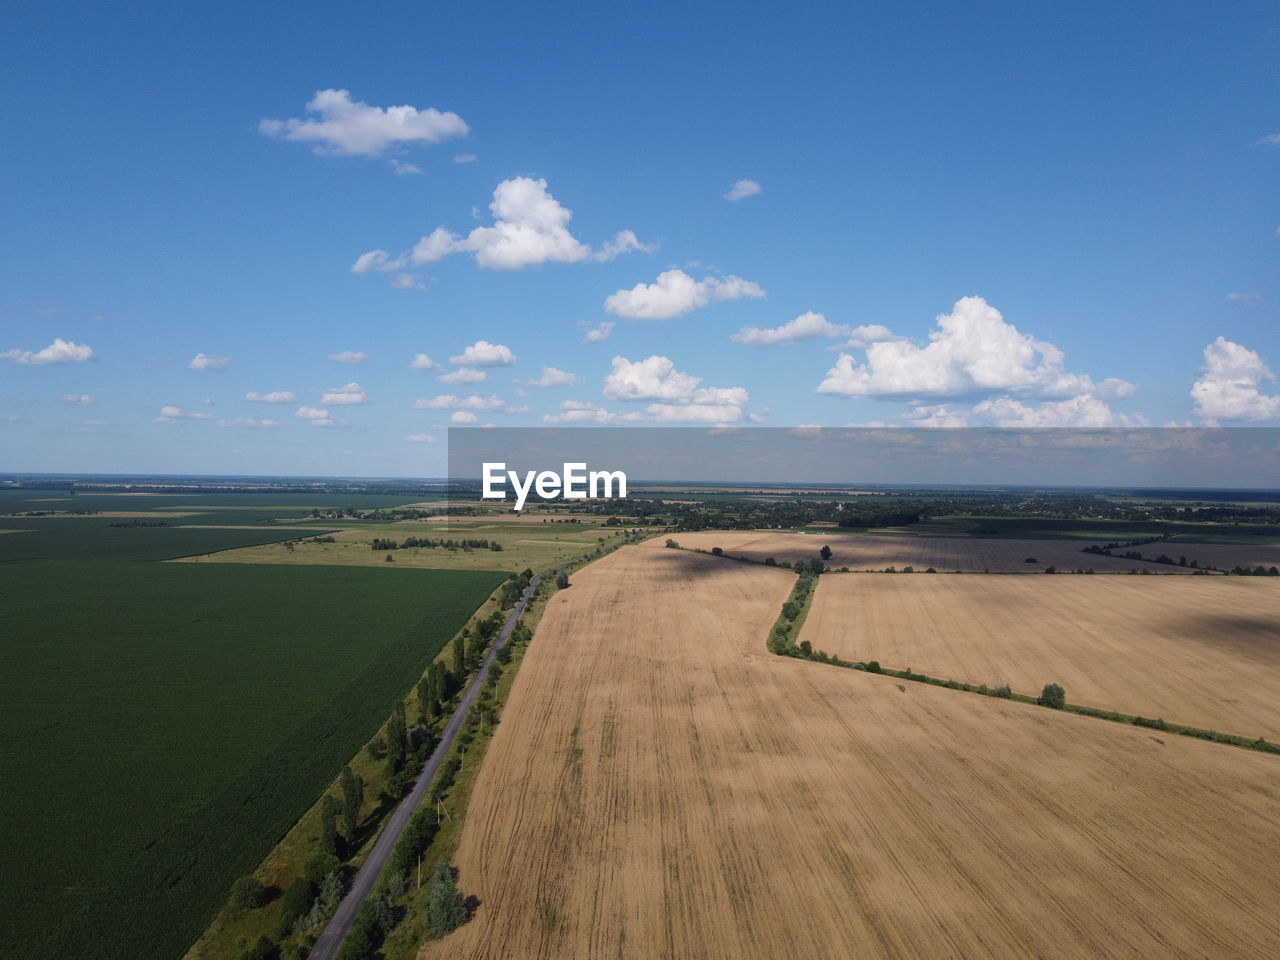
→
(604, 269, 765, 320)
(527, 365, 577, 388)
(218, 416, 279, 429)
(409, 353, 436, 370)
(154, 404, 214, 423)
(1256, 133, 1280, 145)
(450, 339, 516, 367)
(245, 390, 296, 403)
(582, 320, 615, 344)
(329, 350, 368, 364)
(259, 89, 468, 157)
(390, 273, 427, 291)
(296, 405, 341, 427)
(437, 367, 489, 385)
(189, 353, 230, 371)
(817, 297, 1132, 401)
(969, 395, 1145, 428)
(835, 324, 907, 350)
(390, 159, 422, 176)
(351, 177, 648, 273)
(602, 355, 749, 422)
(724, 179, 762, 202)
(1190, 336, 1280, 422)
(413, 393, 515, 412)
(405, 433, 437, 443)
(450, 410, 478, 424)
(322, 382, 368, 405)
(731, 311, 847, 347)
(2, 338, 94, 365)
(543, 400, 625, 424)
(1225, 291, 1262, 307)
(453, 153, 478, 164)
(61, 393, 95, 406)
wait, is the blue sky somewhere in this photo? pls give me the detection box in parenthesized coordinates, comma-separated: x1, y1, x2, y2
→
(1, 0, 1278, 476)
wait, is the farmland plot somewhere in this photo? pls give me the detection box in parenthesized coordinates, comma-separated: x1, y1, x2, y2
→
(800, 574, 1280, 739)
(671, 529, 1195, 573)
(421, 542, 1280, 960)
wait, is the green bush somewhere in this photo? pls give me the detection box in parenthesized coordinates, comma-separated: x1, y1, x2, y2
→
(230, 875, 267, 911)
(303, 852, 340, 887)
(994, 685, 1012, 699)
(1037, 683, 1066, 709)
(277, 878, 315, 937)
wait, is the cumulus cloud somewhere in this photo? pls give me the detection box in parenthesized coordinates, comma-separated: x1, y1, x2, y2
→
(543, 400, 626, 424)
(817, 297, 1132, 401)
(724, 179, 762, 202)
(969, 395, 1146, 427)
(245, 390, 296, 403)
(450, 410, 478, 424)
(527, 365, 577, 388)
(322, 382, 368, 405)
(296, 405, 341, 427)
(218, 416, 279, 429)
(413, 393, 523, 413)
(2, 338, 94, 365)
(259, 89, 468, 157)
(450, 340, 516, 367)
(1256, 133, 1280, 145)
(189, 353, 230, 371)
(1225, 291, 1262, 307)
(329, 350, 368, 364)
(731, 311, 847, 347)
(835, 324, 906, 350)
(437, 367, 489, 385)
(390, 273, 427, 291)
(409, 353, 436, 370)
(352, 177, 650, 274)
(154, 404, 214, 423)
(601, 355, 749, 422)
(1190, 336, 1280, 422)
(61, 393, 95, 405)
(453, 153, 478, 164)
(604, 269, 765, 320)
(582, 320, 614, 344)
(389, 159, 422, 176)
(405, 433, 437, 443)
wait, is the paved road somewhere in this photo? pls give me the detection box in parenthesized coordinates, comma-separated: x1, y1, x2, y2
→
(307, 572, 543, 960)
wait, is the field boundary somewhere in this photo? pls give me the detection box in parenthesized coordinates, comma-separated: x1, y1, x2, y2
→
(694, 547, 1280, 758)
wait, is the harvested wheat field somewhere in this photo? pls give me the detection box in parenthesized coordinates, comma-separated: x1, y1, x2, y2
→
(671, 530, 1199, 573)
(800, 574, 1280, 739)
(419, 542, 1280, 960)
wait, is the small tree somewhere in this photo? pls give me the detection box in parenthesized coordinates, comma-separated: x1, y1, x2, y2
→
(241, 936, 279, 960)
(230, 875, 267, 911)
(320, 795, 340, 857)
(425, 859, 467, 937)
(340, 765, 364, 837)
(304, 851, 340, 886)
(277, 877, 315, 937)
(665, 538, 679, 548)
(1037, 683, 1066, 709)
(556, 571, 570, 589)
(820, 544, 832, 561)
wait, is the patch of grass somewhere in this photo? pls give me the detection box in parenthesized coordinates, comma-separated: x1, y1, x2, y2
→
(0, 559, 506, 960)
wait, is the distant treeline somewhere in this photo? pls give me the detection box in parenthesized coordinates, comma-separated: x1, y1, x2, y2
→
(371, 537, 502, 552)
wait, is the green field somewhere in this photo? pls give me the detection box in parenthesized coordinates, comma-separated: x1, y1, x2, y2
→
(0, 559, 506, 960)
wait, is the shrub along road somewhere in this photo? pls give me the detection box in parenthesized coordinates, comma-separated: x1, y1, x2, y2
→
(306, 572, 543, 960)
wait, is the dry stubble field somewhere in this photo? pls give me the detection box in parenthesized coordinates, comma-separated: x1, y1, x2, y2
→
(800, 575, 1280, 739)
(419, 541, 1280, 960)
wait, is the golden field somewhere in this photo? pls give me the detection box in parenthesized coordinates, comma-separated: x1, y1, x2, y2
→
(800, 574, 1280, 739)
(419, 542, 1280, 960)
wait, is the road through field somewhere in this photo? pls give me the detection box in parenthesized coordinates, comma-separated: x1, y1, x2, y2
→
(421, 542, 1280, 960)
(307, 573, 541, 960)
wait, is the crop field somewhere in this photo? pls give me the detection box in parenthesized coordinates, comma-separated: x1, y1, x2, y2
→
(0, 516, 337, 561)
(0, 489, 430, 516)
(0, 559, 506, 960)
(944, 515, 1280, 542)
(670, 529, 1203, 573)
(179, 513, 626, 573)
(421, 542, 1280, 960)
(800, 574, 1280, 739)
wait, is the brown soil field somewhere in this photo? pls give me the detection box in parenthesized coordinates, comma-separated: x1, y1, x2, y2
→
(671, 530, 1199, 573)
(801, 575, 1280, 740)
(419, 543, 1280, 960)
(1156, 541, 1280, 570)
